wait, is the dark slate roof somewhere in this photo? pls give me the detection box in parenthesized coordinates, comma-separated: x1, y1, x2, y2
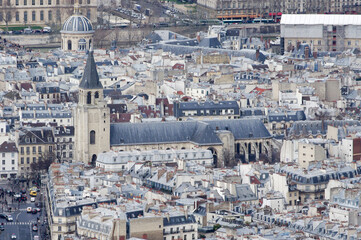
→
(198, 37, 222, 48)
(110, 121, 222, 146)
(18, 127, 55, 145)
(176, 101, 239, 110)
(204, 119, 271, 140)
(110, 119, 270, 146)
(163, 215, 196, 226)
(268, 111, 306, 122)
(79, 51, 103, 89)
(288, 120, 361, 137)
(226, 29, 240, 37)
(54, 126, 74, 137)
(145, 32, 163, 43)
(235, 184, 257, 201)
(0, 141, 17, 153)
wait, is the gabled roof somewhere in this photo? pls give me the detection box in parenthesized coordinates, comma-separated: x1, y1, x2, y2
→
(79, 51, 103, 89)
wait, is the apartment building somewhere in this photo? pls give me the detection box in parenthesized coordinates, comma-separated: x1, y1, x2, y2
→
(0, 141, 18, 179)
(173, 100, 240, 120)
(281, 14, 361, 52)
(0, 0, 97, 27)
(17, 127, 55, 177)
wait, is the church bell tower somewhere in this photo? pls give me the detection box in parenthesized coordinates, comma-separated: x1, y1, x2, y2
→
(74, 51, 110, 164)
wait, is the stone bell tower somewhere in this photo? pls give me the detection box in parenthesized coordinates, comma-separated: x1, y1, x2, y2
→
(74, 51, 110, 164)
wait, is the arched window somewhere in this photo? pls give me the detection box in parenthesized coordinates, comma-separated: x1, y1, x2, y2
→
(87, 92, 91, 104)
(78, 38, 86, 51)
(67, 40, 72, 50)
(90, 130, 95, 144)
(95, 91, 99, 98)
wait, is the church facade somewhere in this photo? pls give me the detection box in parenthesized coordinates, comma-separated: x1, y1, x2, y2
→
(73, 51, 110, 164)
(74, 52, 273, 166)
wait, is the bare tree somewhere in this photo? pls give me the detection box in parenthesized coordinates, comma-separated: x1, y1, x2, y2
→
(0, 1, 15, 32)
(30, 150, 56, 181)
(222, 148, 237, 168)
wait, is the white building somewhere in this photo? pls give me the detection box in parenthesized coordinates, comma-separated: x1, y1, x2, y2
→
(0, 141, 18, 179)
(96, 149, 214, 171)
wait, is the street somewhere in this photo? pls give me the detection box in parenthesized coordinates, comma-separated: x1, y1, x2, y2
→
(0, 180, 49, 240)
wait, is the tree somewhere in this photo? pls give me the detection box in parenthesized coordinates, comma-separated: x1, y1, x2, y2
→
(0, 0, 14, 32)
(30, 150, 56, 181)
(222, 148, 237, 168)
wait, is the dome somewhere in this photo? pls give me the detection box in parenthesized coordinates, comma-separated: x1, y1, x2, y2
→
(61, 14, 94, 33)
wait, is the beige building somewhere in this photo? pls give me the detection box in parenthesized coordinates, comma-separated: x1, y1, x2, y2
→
(281, 14, 361, 52)
(73, 51, 110, 164)
(17, 127, 55, 177)
(0, 0, 97, 28)
(298, 142, 326, 169)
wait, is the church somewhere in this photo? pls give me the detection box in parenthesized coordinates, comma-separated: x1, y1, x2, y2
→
(74, 51, 273, 166)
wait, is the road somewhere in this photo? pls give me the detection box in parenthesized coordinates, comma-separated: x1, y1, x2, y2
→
(0, 180, 48, 240)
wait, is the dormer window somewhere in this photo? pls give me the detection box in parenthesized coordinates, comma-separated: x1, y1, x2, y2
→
(32, 137, 36, 143)
(48, 137, 52, 142)
(25, 137, 30, 143)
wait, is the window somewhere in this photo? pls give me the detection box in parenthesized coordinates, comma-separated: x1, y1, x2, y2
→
(32, 0, 35, 4)
(48, 10, 52, 21)
(40, 10, 44, 20)
(90, 131, 95, 144)
(38, 146, 42, 153)
(69, 152, 72, 158)
(48, 0, 51, 4)
(58, 226, 62, 231)
(95, 92, 99, 99)
(24, 0, 27, 5)
(63, 152, 66, 158)
(20, 158, 24, 164)
(32, 11, 36, 21)
(40, 0, 43, 4)
(87, 10, 91, 19)
(11, 160, 14, 165)
(32, 147, 36, 153)
(26, 147, 30, 154)
(2, 153, 4, 157)
(87, 92, 91, 104)
(26, 157, 30, 164)
(16, 12, 19, 21)
(33, 157, 36, 163)
(87, 0, 90, 3)
(2, 160, 4, 165)
(24, 11, 28, 22)
(16, 0, 19, 5)
(56, 0, 59, 4)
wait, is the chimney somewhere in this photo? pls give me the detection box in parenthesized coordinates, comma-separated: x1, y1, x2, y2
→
(256, 49, 260, 61)
(305, 47, 309, 59)
(197, 34, 201, 42)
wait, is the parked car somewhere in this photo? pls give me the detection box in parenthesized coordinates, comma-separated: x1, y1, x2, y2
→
(27, 207, 32, 213)
(11, 233, 16, 239)
(30, 197, 35, 202)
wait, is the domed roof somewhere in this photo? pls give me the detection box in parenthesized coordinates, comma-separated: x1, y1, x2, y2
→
(61, 14, 94, 33)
